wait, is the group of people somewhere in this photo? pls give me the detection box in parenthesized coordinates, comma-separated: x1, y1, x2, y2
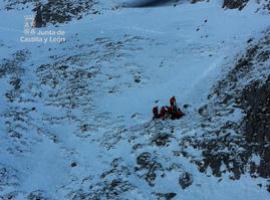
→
(152, 96, 185, 120)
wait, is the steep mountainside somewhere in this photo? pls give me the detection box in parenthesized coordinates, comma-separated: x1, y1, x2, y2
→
(0, 0, 269, 199)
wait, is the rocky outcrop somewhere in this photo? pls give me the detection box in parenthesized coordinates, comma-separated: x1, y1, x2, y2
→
(182, 29, 270, 190)
(241, 76, 270, 178)
(222, 0, 249, 10)
(179, 172, 193, 189)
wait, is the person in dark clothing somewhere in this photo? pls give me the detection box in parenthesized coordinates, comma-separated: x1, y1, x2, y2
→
(152, 106, 169, 120)
(152, 106, 159, 119)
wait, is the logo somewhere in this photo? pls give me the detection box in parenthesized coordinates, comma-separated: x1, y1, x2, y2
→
(21, 15, 66, 44)
(24, 15, 36, 35)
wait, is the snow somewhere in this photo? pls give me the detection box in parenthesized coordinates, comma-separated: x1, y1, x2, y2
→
(0, 0, 270, 199)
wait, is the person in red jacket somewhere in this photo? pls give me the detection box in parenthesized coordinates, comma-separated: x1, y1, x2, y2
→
(169, 96, 185, 120)
(159, 106, 169, 119)
(152, 96, 185, 120)
(152, 106, 169, 120)
(170, 96, 176, 106)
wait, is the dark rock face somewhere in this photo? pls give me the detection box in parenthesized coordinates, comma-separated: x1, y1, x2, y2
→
(179, 30, 270, 191)
(241, 76, 270, 178)
(179, 172, 193, 189)
(223, 0, 249, 10)
(34, 5, 43, 28)
(190, 0, 204, 3)
(123, 0, 180, 7)
(36, 0, 98, 25)
(2, 0, 99, 26)
(135, 152, 162, 186)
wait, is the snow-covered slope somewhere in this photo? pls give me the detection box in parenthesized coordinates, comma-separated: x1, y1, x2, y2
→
(0, 0, 269, 199)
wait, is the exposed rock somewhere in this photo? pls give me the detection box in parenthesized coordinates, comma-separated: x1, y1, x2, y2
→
(27, 190, 49, 200)
(2, 0, 100, 26)
(123, 0, 181, 8)
(0, 164, 20, 190)
(223, 0, 249, 10)
(241, 76, 270, 178)
(155, 192, 177, 200)
(70, 179, 133, 200)
(34, 4, 43, 27)
(152, 133, 171, 146)
(135, 152, 162, 186)
(179, 172, 193, 189)
(178, 29, 270, 192)
(0, 191, 19, 200)
(70, 162, 77, 167)
(267, 184, 270, 192)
